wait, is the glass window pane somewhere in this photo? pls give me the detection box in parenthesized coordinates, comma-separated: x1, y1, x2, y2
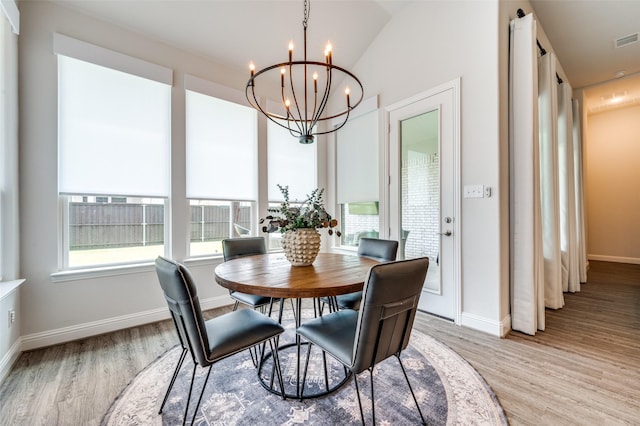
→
(340, 203, 380, 247)
(67, 195, 165, 268)
(189, 200, 254, 257)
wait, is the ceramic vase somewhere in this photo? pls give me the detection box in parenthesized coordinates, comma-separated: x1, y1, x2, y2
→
(281, 228, 321, 266)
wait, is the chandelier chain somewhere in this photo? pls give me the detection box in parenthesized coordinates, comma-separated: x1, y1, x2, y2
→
(303, 0, 309, 30)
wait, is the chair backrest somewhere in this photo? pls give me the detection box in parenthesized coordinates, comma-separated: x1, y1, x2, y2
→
(155, 256, 211, 367)
(222, 237, 267, 261)
(350, 257, 429, 374)
(357, 237, 399, 262)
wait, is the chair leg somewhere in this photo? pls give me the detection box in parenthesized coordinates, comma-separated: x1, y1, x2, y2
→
(159, 347, 188, 414)
(269, 338, 286, 400)
(322, 350, 329, 392)
(299, 341, 314, 401)
(369, 367, 376, 426)
(353, 372, 365, 425)
(188, 364, 213, 426)
(248, 345, 259, 368)
(181, 363, 198, 426)
(396, 354, 427, 425)
(232, 301, 239, 311)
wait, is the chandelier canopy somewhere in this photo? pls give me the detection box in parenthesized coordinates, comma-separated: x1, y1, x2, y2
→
(246, 0, 364, 144)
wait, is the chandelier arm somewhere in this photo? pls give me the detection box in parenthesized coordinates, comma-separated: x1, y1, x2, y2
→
(287, 62, 307, 136)
(282, 76, 304, 136)
(246, 79, 304, 137)
(310, 62, 333, 131)
(315, 108, 352, 136)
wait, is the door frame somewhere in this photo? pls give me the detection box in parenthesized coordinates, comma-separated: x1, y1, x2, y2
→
(383, 78, 461, 324)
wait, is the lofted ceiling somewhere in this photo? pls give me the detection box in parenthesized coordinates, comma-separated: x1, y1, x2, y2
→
(44, 0, 640, 114)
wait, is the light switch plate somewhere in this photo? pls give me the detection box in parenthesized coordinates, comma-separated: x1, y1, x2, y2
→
(463, 185, 484, 198)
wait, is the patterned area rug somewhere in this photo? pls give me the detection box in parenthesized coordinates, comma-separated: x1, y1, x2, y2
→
(103, 313, 508, 426)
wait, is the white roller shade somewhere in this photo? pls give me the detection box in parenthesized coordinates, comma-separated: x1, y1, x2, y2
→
(185, 89, 257, 201)
(57, 55, 171, 197)
(267, 117, 317, 202)
(336, 108, 379, 203)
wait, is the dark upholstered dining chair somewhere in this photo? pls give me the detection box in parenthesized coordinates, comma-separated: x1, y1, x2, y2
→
(155, 256, 285, 426)
(221, 237, 272, 311)
(323, 237, 399, 312)
(297, 257, 429, 425)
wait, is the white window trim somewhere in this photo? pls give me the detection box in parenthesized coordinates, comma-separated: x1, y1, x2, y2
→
(53, 33, 172, 85)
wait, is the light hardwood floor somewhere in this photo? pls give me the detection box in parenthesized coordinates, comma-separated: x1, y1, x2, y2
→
(0, 260, 638, 425)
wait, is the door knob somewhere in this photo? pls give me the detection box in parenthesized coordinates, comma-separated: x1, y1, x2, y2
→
(437, 230, 452, 237)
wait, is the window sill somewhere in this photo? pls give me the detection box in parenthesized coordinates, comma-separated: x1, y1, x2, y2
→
(0, 279, 25, 301)
(50, 262, 156, 283)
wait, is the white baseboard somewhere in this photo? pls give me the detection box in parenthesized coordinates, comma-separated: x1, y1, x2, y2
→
(0, 337, 22, 386)
(20, 295, 233, 351)
(459, 312, 508, 337)
(587, 254, 640, 265)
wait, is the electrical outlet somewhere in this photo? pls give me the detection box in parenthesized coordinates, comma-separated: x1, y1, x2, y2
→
(8, 310, 16, 327)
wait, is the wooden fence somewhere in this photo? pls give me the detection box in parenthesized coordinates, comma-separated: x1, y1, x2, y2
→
(69, 202, 250, 250)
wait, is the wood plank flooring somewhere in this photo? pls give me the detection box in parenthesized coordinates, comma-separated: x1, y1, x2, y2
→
(0, 260, 638, 425)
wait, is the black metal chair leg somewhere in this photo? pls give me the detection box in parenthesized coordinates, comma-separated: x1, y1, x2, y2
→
(369, 367, 376, 426)
(396, 354, 427, 425)
(189, 364, 213, 426)
(159, 347, 188, 414)
(232, 300, 239, 311)
(322, 350, 329, 391)
(181, 364, 198, 426)
(269, 338, 286, 400)
(299, 341, 314, 401)
(353, 373, 365, 425)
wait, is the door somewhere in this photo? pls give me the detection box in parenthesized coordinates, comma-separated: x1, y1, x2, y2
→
(388, 80, 460, 322)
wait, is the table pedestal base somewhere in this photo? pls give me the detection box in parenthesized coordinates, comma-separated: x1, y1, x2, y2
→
(258, 342, 351, 400)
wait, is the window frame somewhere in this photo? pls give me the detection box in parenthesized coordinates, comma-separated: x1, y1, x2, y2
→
(53, 34, 172, 276)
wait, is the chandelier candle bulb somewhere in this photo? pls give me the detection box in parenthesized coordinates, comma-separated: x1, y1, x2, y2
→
(280, 67, 285, 87)
(313, 72, 318, 92)
(345, 87, 350, 107)
(249, 62, 255, 78)
(289, 41, 293, 62)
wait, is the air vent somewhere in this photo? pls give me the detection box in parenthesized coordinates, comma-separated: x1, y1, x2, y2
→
(615, 33, 639, 48)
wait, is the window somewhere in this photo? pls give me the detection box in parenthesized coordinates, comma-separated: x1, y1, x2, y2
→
(266, 115, 317, 250)
(55, 34, 172, 269)
(0, 3, 18, 280)
(336, 103, 380, 247)
(185, 75, 258, 257)
(65, 195, 166, 268)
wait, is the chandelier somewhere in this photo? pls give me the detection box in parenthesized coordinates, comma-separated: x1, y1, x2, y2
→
(245, 0, 363, 144)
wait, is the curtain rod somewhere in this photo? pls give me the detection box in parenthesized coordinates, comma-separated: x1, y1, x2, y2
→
(517, 8, 564, 85)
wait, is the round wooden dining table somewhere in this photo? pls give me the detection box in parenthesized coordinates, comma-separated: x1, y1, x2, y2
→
(214, 252, 378, 299)
(214, 252, 379, 399)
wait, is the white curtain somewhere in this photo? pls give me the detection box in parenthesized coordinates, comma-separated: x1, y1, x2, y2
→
(509, 13, 545, 334)
(538, 53, 564, 309)
(558, 82, 581, 293)
(573, 100, 589, 283)
(509, 11, 587, 335)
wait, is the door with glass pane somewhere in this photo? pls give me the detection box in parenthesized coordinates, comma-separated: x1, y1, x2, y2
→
(389, 82, 459, 321)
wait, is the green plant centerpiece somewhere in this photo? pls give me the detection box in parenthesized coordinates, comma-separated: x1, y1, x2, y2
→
(261, 185, 341, 266)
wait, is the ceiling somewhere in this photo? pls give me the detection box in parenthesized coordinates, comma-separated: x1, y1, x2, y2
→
(46, 0, 640, 114)
(529, 0, 640, 113)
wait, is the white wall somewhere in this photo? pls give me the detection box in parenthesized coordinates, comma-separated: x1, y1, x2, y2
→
(584, 104, 640, 263)
(347, 1, 507, 334)
(18, 1, 244, 348)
